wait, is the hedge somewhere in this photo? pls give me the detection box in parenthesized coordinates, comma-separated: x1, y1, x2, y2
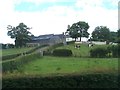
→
(2, 53, 21, 61)
(43, 43, 64, 56)
(2, 45, 48, 61)
(2, 53, 42, 73)
(90, 45, 120, 58)
(110, 45, 120, 58)
(90, 47, 108, 58)
(53, 49, 72, 57)
(2, 74, 119, 88)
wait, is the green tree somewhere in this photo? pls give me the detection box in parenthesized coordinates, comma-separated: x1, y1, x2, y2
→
(7, 23, 33, 47)
(117, 29, 120, 37)
(109, 31, 117, 42)
(91, 26, 110, 42)
(67, 21, 89, 41)
(117, 29, 120, 43)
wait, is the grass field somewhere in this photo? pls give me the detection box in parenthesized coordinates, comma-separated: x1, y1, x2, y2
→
(5, 56, 116, 77)
(56, 43, 110, 57)
(2, 43, 119, 88)
(2, 47, 34, 56)
(3, 44, 118, 77)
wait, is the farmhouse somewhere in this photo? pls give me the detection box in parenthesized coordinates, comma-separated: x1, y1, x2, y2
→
(27, 34, 66, 47)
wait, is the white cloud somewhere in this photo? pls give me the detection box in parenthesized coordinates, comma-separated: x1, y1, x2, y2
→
(0, 0, 118, 44)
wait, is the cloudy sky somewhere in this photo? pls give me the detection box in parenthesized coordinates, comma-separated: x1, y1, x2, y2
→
(0, 0, 119, 44)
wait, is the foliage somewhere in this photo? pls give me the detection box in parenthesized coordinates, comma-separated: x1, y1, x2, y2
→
(67, 21, 89, 41)
(110, 45, 120, 58)
(66, 41, 75, 45)
(117, 29, 120, 43)
(90, 47, 108, 58)
(91, 26, 110, 42)
(43, 43, 64, 56)
(53, 49, 72, 57)
(19, 56, 118, 76)
(2, 53, 42, 73)
(2, 74, 118, 88)
(2, 47, 34, 56)
(109, 31, 118, 43)
(56, 43, 90, 57)
(2, 53, 21, 61)
(1, 44, 15, 49)
(117, 29, 120, 38)
(7, 23, 33, 47)
(2, 45, 48, 60)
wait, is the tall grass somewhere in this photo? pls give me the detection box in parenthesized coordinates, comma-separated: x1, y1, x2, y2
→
(13, 56, 118, 76)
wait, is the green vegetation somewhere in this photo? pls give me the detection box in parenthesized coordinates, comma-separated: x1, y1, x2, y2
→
(3, 56, 117, 77)
(56, 43, 90, 57)
(2, 53, 42, 73)
(2, 47, 34, 56)
(7, 23, 33, 47)
(53, 49, 72, 57)
(67, 21, 89, 41)
(3, 74, 118, 88)
(2, 43, 119, 88)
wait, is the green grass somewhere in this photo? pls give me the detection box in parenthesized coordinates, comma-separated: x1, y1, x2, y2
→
(3, 44, 118, 77)
(2, 47, 34, 56)
(56, 44, 90, 57)
(10, 56, 117, 77)
(56, 43, 111, 57)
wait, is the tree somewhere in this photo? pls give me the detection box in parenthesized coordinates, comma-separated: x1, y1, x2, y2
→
(67, 21, 90, 41)
(91, 26, 110, 42)
(7, 23, 33, 47)
(109, 31, 117, 42)
(117, 29, 120, 43)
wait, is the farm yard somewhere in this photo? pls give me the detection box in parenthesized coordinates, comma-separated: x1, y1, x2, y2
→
(2, 42, 119, 88)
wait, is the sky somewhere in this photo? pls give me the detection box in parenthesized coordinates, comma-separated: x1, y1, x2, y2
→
(0, 0, 119, 44)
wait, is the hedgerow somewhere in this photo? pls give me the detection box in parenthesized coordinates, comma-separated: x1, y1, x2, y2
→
(53, 49, 72, 57)
(2, 53, 42, 73)
(2, 74, 119, 88)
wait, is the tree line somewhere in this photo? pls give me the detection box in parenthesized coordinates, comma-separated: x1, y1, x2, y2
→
(7, 21, 120, 48)
(66, 21, 120, 43)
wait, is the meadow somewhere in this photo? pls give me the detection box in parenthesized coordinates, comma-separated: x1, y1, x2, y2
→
(15, 56, 117, 76)
(2, 43, 119, 88)
(2, 47, 34, 56)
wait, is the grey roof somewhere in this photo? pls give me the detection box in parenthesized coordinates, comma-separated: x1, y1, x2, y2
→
(31, 34, 65, 41)
(32, 34, 54, 40)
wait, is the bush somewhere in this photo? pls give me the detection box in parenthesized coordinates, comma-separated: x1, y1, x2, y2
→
(90, 47, 108, 58)
(110, 45, 120, 58)
(2, 45, 48, 61)
(43, 43, 64, 56)
(2, 53, 42, 73)
(2, 74, 118, 88)
(67, 41, 75, 45)
(2, 53, 21, 61)
(52, 49, 72, 57)
(43, 50, 52, 56)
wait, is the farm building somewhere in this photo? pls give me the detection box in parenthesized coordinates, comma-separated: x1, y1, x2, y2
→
(27, 34, 66, 47)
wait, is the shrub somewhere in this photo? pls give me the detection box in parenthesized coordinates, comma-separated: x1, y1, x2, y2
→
(43, 43, 64, 56)
(90, 47, 108, 58)
(2, 53, 21, 61)
(2, 74, 118, 88)
(67, 41, 75, 45)
(52, 49, 72, 57)
(2, 53, 42, 73)
(110, 45, 120, 58)
(43, 50, 52, 56)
